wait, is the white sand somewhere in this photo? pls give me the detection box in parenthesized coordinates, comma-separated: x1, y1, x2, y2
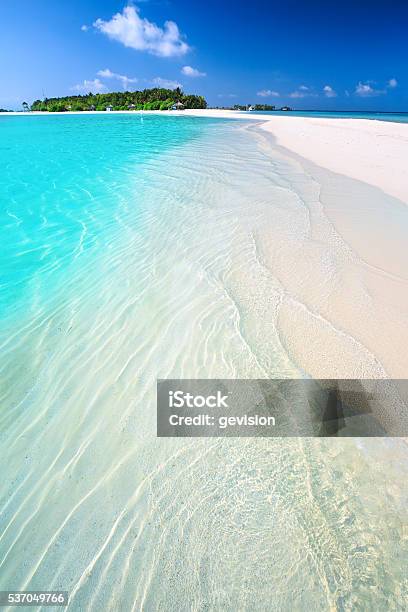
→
(257, 116, 408, 203)
(180, 110, 408, 203)
(170, 110, 408, 388)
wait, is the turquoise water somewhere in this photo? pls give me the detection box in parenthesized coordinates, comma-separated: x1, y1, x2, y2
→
(242, 110, 408, 123)
(0, 114, 221, 320)
(1, 114, 407, 610)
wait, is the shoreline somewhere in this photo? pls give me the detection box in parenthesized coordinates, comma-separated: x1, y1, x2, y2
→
(250, 123, 408, 388)
(3, 109, 407, 202)
(4, 108, 408, 387)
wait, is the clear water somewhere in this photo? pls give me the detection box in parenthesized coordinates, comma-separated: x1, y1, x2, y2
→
(0, 114, 407, 611)
(0, 114, 221, 319)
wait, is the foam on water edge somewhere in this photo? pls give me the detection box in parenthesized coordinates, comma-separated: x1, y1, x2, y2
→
(0, 115, 407, 610)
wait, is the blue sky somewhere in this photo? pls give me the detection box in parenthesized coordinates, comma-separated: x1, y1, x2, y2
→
(0, 0, 407, 110)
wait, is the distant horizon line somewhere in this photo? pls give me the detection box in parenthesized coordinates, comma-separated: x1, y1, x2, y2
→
(213, 107, 408, 114)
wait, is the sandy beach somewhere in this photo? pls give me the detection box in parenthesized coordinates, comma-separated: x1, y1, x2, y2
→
(254, 116, 408, 401)
(179, 110, 408, 424)
(179, 109, 408, 202)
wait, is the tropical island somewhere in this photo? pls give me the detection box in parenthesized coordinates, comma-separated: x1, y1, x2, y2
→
(29, 88, 207, 112)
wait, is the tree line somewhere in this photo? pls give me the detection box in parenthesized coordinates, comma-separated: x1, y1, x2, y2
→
(30, 88, 207, 112)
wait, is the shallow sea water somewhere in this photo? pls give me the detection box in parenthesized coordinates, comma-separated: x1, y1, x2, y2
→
(0, 114, 407, 611)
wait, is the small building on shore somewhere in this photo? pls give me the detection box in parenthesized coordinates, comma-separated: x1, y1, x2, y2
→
(171, 101, 185, 111)
(106, 105, 113, 112)
(128, 104, 136, 110)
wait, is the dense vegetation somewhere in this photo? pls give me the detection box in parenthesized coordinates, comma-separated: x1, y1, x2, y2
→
(30, 88, 207, 112)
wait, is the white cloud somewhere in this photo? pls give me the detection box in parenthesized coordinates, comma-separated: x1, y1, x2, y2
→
(93, 5, 189, 57)
(323, 85, 337, 98)
(217, 93, 237, 98)
(355, 82, 374, 96)
(288, 85, 318, 99)
(71, 78, 106, 93)
(388, 78, 398, 88)
(289, 91, 305, 98)
(98, 68, 115, 78)
(81, 25, 89, 32)
(355, 81, 385, 97)
(257, 89, 280, 97)
(97, 68, 138, 89)
(181, 65, 206, 77)
(152, 77, 182, 89)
